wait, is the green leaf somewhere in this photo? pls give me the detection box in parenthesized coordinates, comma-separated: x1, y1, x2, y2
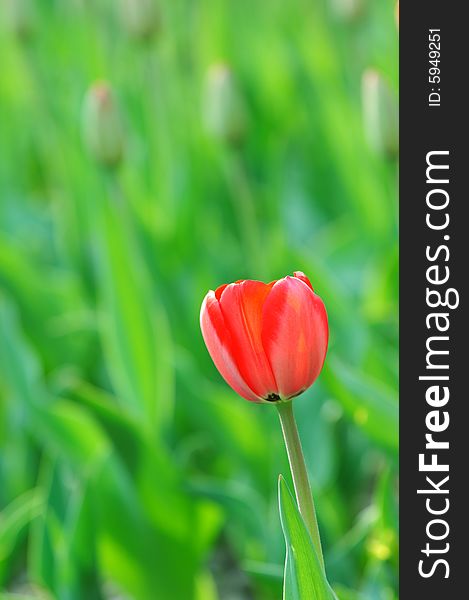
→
(278, 476, 337, 600)
(0, 240, 91, 373)
(323, 358, 398, 453)
(0, 595, 51, 600)
(96, 201, 174, 434)
(31, 400, 110, 469)
(0, 489, 44, 562)
(0, 292, 45, 407)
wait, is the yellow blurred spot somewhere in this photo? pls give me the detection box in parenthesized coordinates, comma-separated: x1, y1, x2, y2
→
(354, 407, 369, 425)
(367, 529, 396, 561)
(367, 537, 391, 561)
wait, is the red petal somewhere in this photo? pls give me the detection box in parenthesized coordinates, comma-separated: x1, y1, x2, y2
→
(215, 283, 228, 300)
(218, 280, 277, 398)
(261, 276, 328, 399)
(200, 291, 259, 402)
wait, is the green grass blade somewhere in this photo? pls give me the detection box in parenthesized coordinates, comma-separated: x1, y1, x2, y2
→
(323, 358, 398, 453)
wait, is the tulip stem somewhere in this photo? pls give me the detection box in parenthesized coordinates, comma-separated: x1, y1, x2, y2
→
(277, 401, 324, 569)
(224, 150, 265, 279)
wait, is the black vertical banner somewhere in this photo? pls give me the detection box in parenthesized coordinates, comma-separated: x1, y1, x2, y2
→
(400, 2, 467, 598)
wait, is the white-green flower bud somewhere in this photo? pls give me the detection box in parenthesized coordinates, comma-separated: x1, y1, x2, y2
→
(3, 0, 35, 40)
(119, 0, 160, 41)
(362, 69, 399, 158)
(330, 0, 366, 22)
(203, 64, 247, 146)
(82, 82, 125, 168)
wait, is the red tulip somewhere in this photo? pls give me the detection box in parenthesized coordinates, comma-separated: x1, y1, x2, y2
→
(200, 271, 328, 403)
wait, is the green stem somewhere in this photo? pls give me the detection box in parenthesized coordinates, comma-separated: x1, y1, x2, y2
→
(277, 401, 324, 569)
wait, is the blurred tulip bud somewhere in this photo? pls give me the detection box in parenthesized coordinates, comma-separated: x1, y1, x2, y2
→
(119, 0, 160, 41)
(3, 0, 35, 40)
(330, 0, 366, 22)
(361, 69, 398, 158)
(82, 82, 125, 168)
(203, 64, 247, 146)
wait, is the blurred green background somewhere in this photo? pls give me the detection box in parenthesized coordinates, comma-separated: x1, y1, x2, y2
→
(0, 1, 398, 599)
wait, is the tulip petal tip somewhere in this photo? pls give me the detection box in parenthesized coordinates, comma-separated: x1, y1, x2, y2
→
(293, 271, 314, 291)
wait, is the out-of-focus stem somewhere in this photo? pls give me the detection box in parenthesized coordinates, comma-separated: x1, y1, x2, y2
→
(277, 401, 324, 569)
(224, 149, 265, 279)
(104, 169, 125, 208)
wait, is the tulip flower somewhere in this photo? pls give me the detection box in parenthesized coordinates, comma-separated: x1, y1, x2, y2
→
(200, 271, 328, 563)
(200, 271, 328, 403)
